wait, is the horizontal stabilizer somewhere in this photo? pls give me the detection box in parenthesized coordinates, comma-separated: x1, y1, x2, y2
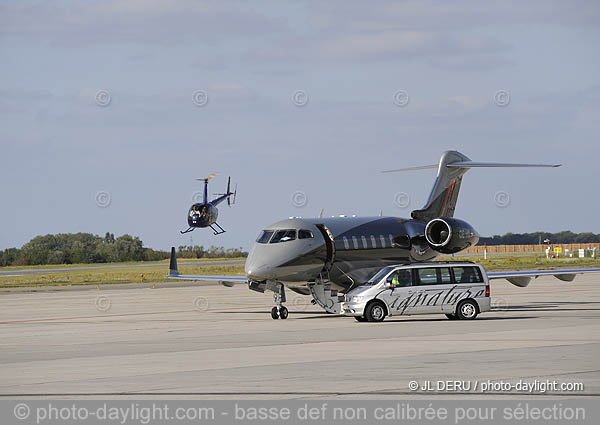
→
(447, 162, 561, 168)
(383, 161, 561, 173)
(382, 164, 438, 173)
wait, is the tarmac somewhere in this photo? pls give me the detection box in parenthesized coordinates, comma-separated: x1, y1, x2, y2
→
(0, 275, 598, 399)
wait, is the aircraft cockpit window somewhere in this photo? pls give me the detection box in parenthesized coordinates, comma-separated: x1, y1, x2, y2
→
(256, 230, 274, 244)
(298, 229, 314, 239)
(270, 229, 296, 243)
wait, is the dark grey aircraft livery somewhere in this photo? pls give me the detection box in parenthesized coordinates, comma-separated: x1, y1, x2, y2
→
(168, 150, 600, 319)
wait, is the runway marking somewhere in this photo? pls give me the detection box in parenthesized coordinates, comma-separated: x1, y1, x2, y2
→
(0, 391, 598, 397)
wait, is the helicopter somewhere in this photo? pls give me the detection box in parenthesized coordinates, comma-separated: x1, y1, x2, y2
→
(180, 173, 237, 235)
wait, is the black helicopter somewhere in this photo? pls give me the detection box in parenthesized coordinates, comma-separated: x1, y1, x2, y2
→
(181, 173, 237, 235)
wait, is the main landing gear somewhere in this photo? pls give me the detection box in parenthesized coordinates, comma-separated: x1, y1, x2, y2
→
(270, 284, 288, 320)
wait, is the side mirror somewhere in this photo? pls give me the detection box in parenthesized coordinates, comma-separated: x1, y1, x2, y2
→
(384, 278, 393, 289)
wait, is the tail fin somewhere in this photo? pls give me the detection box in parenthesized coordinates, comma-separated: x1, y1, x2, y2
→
(383, 150, 560, 222)
(169, 247, 180, 276)
(226, 177, 231, 206)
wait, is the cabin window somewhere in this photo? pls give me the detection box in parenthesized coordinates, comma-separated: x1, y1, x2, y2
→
(343, 236, 350, 250)
(352, 236, 358, 249)
(298, 229, 314, 239)
(370, 235, 377, 248)
(361, 236, 368, 248)
(256, 230, 274, 244)
(270, 229, 297, 243)
(380, 235, 386, 247)
(388, 234, 394, 246)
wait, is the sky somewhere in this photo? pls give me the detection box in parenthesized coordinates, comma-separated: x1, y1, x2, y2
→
(1, 0, 599, 251)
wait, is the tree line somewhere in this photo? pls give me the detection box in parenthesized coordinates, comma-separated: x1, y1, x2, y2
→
(3, 230, 596, 266)
(479, 231, 600, 246)
(0, 232, 247, 267)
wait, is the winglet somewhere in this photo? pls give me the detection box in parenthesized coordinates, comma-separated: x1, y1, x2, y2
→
(169, 247, 180, 276)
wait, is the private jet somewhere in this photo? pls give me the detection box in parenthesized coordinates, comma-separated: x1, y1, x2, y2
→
(168, 150, 600, 319)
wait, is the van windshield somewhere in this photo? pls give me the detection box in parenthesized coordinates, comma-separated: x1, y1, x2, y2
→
(365, 266, 395, 285)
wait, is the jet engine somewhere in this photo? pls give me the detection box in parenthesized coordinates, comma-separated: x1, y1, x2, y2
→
(424, 217, 479, 254)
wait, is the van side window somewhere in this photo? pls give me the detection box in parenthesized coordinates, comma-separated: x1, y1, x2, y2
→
(415, 267, 452, 285)
(439, 267, 452, 284)
(453, 266, 483, 283)
(387, 269, 412, 288)
(416, 268, 438, 285)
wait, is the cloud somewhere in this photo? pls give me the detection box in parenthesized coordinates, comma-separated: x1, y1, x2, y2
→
(1, 0, 598, 249)
(316, 30, 510, 64)
(306, 0, 600, 32)
(0, 0, 288, 46)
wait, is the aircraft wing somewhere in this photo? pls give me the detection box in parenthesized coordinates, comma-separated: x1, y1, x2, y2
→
(487, 267, 600, 287)
(167, 247, 247, 287)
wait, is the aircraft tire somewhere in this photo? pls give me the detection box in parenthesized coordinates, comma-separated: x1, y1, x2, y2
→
(279, 306, 289, 319)
(270, 307, 279, 320)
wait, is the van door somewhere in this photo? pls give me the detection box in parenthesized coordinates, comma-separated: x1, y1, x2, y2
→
(411, 267, 453, 314)
(377, 268, 414, 316)
(441, 266, 486, 313)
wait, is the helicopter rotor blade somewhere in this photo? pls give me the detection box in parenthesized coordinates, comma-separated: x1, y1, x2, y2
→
(193, 172, 218, 182)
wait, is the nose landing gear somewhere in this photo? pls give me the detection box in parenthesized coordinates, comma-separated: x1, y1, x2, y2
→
(270, 284, 288, 320)
(271, 306, 288, 320)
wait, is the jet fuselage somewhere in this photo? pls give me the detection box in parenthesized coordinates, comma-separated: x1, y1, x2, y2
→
(245, 216, 440, 292)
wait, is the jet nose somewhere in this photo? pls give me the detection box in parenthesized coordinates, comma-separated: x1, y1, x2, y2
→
(246, 264, 276, 281)
(245, 245, 276, 281)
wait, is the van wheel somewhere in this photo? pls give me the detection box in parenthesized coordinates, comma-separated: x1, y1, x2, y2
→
(456, 300, 478, 320)
(354, 316, 368, 322)
(365, 301, 386, 322)
(445, 314, 459, 320)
